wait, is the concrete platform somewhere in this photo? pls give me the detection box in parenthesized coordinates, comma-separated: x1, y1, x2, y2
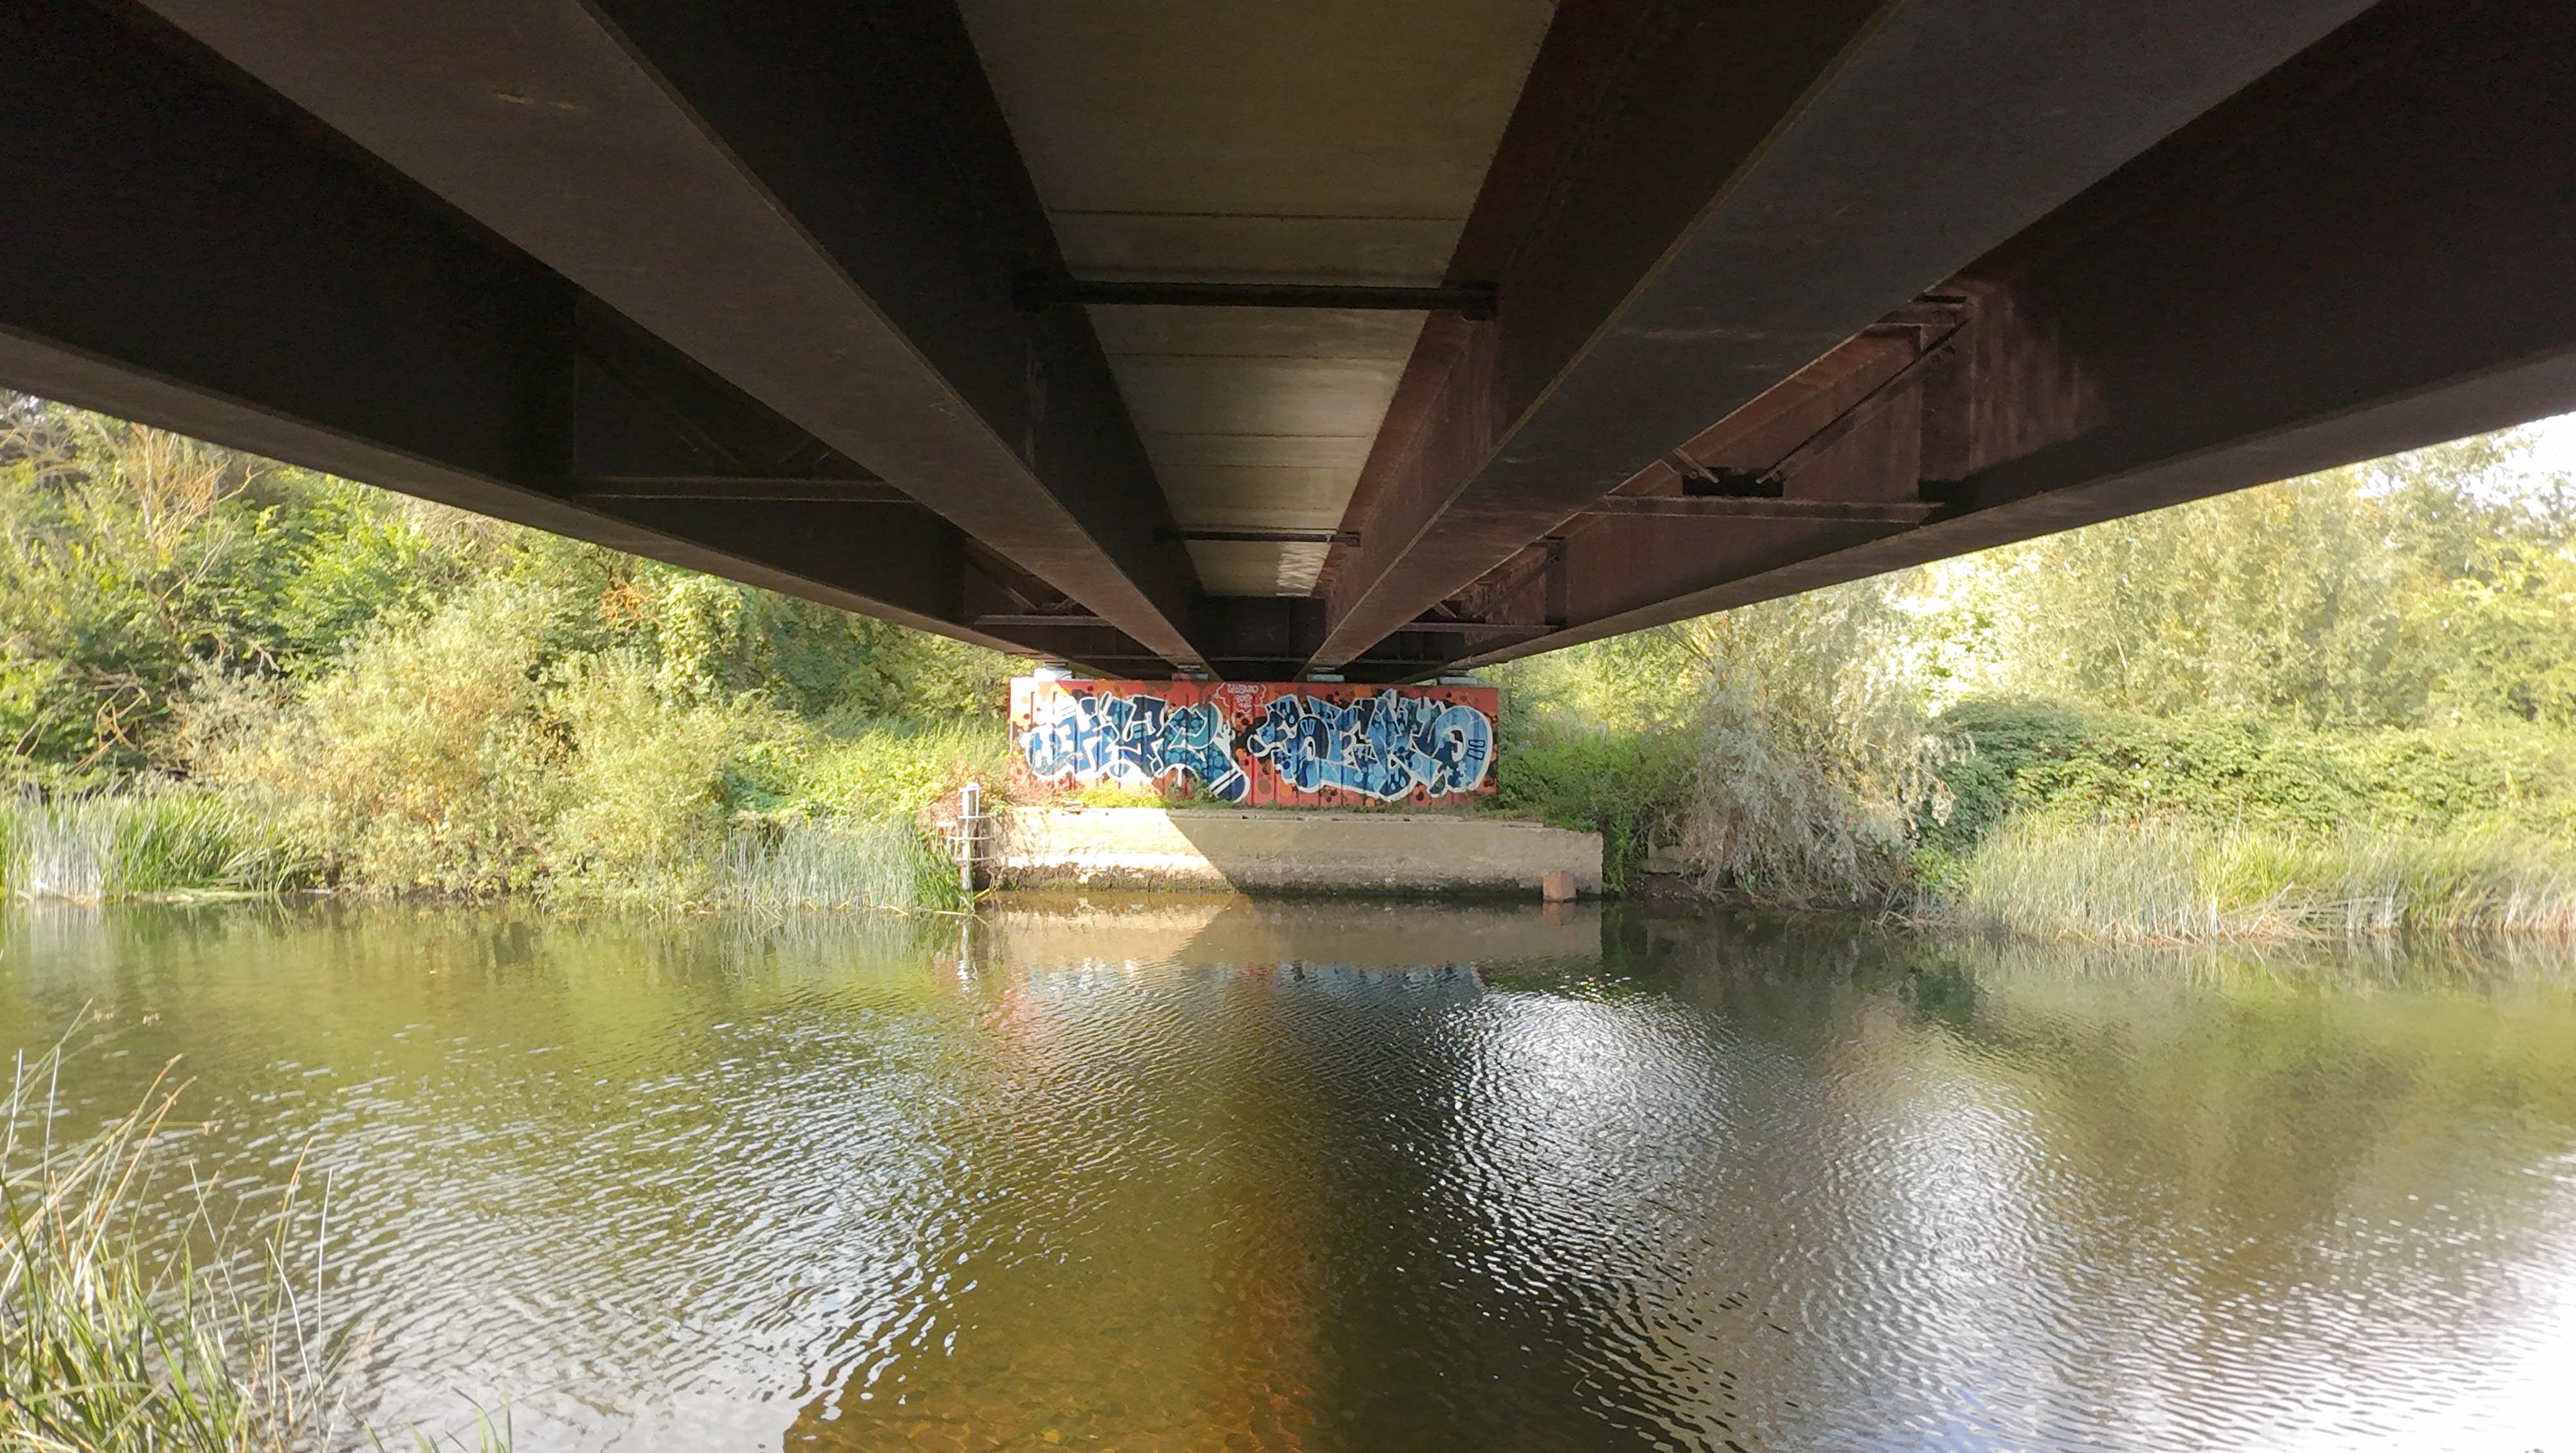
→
(991, 808, 1602, 895)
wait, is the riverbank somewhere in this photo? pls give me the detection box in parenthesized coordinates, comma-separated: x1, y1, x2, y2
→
(1904, 701, 2576, 942)
(1504, 699, 2576, 944)
(0, 710, 1002, 915)
(12, 400, 2576, 940)
(23, 736, 2576, 945)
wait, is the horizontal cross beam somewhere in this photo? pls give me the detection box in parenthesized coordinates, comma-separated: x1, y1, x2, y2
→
(1580, 497, 1938, 524)
(1014, 278, 1497, 319)
(1159, 527, 1364, 546)
(559, 477, 917, 503)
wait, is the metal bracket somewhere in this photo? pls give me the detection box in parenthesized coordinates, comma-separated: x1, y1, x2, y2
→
(972, 613, 1106, 629)
(1667, 454, 1785, 498)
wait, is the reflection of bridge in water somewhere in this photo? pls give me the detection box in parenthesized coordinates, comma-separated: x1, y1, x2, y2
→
(7, 2, 2571, 679)
(774, 898, 2576, 1450)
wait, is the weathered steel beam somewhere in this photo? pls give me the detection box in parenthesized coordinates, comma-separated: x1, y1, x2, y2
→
(1454, 0, 2576, 668)
(1310, 0, 2381, 670)
(0, 0, 1021, 650)
(139, 0, 1211, 670)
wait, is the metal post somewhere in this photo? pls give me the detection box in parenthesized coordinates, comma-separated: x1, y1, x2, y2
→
(957, 780, 982, 895)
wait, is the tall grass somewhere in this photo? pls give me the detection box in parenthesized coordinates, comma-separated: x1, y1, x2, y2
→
(1932, 818, 2576, 941)
(0, 793, 319, 902)
(0, 1042, 508, 1451)
(718, 815, 966, 915)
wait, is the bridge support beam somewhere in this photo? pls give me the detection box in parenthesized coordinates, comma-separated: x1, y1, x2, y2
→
(1309, 0, 2382, 672)
(0, 0, 1017, 643)
(1429, 0, 2576, 667)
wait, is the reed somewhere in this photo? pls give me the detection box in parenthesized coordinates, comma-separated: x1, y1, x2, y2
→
(0, 792, 319, 902)
(1931, 818, 2576, 941)
(718, 813, 967, 915)
(0, 1041, 508, 1452)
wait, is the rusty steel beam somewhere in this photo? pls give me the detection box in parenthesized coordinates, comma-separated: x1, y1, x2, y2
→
(1310, 0, 2381, 670)
(1450, 0, 2576, 669)
(138, 0, 1211, 670)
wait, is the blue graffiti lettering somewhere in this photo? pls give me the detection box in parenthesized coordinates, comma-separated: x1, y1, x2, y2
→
(1023, 687, 1492, 803)
(1021, 691, 1249, 802)
(1240, 693, 1492, 801)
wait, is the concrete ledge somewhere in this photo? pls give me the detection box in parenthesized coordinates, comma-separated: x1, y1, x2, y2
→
(992, 808, 1604, 895)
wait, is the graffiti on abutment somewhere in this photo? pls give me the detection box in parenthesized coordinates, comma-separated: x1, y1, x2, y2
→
(1010, 679, 1498, 807)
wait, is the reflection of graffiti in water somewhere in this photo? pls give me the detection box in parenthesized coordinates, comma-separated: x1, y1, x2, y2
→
(1019, 691, 1251, 802)
(1241, 693, 1492, 801)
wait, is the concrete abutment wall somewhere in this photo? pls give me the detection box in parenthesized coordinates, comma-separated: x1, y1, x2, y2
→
(989, 808, 1604, 896)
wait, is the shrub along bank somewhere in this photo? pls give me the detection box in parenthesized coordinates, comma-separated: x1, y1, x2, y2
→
(1489, 428, 2576, 939)
(1917, 702, 2576, 939)
(1492, 682, 2576, 940)
(0, 392, 1013, 910)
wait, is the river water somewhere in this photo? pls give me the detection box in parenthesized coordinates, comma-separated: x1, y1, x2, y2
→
(3, 898, 2573, 1452)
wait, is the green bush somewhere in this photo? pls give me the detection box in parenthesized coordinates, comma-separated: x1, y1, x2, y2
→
(190, 578, 568, 895)
(1496, 733, 1690, 892)
(181, 584, 1001, 907)
(1493, 575, 1938, 902)
(793, 719, 1012, 822)
(544, 651, 800, 904)
(0, 392, 1021, 906)
(1928, 698, 2576, 850)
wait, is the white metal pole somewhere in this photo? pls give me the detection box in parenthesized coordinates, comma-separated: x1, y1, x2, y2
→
(958, 780, 982, 895)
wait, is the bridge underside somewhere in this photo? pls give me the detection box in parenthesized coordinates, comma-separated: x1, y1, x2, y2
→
(5, 0, 2570, 680)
